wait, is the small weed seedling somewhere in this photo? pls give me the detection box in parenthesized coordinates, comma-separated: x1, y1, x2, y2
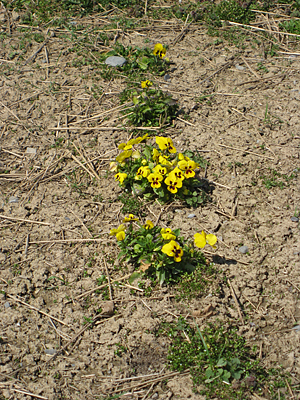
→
(110, 215, 217, 285)
(260, 168, 299, 190)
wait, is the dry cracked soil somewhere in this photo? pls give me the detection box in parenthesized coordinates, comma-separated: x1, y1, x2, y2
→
(0, 4, 300, 400)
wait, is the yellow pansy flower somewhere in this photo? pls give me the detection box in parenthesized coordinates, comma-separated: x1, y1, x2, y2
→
(171, 167, 185, 181)
(115, 172, 127, 184)
(178, 159, 198, 178)
(153, 43, 167, 59)
(152, 148, 160, 162)
(158, 155, 172, 167)
(178, 153, 190, 162)
(164, 175, 183, 193)
(147, 172, 164, 189)
(132, 150, 141, 159)
(116, 150, 132, 163)
(161, 228, 176, 241)
(110, 225, 126, 241)
(153, 164, 167, 176)
(109, 161, 118, 172)
(123, 214, 139, 223)
(144, 220, 154, 229)
(118, 142, 132, 150)
(136, 133, 148, 143)
(156, 136, 177, 153)
(162, 240, 183, 262)
(194, 231, 217, 249)
(135, 166, 151, 180)
(141, 80, 153, 89)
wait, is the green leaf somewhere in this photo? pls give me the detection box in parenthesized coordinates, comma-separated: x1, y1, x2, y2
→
(205, 367, 214, 379)
(222, 370, 231, 383)
(128, 272, 141, 284)
(133, 244, 142, 252)
(138, 56, 149, 70)
(232, 370, 242, 380)
(157, 269, 165, 285)
(216, 358, 227, 367)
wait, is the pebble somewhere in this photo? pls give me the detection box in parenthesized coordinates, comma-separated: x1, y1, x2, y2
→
(8, 196, 19, 203)
(235, 64, 245, 70)
(239, 245, 249, 254)
(187, 213, 196, 218)
(164, 74, 171, 81)
(26, 147, 36, 155)
(291, 216, 299, 222)
(175, 209, 183, 213)
(4, 301, 10, 309)
(45, 349, 57, 355)
(292, 325, 300, 332)
(105, 56, 126, 67)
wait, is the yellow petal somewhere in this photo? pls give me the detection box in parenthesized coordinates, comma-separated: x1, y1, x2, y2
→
(116, 231, 125, 241)
(194, 232, 206, 248)
(206, 234, 217, 247)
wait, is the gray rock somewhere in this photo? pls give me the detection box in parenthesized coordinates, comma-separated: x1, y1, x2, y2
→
(291, 216, 299, 222)
(235, 64, 245, 70)
(164, 74, 171, 81)
(45, 348, 57, 355)
(4, 302, 10, 309)
(187, 213, 196, 218)
(292, 325, 300, 331)
(8, 196, 19, 203)
(26, 147, 36, 155)
(239, 245, 249, 254)
(105, 56, 126, 67)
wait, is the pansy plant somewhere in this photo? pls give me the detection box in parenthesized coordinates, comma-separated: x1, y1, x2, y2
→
(112, 135, 208, 207)
(110, 217, 217, 285)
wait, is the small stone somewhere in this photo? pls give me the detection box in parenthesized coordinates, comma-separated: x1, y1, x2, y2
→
(8, 196, 19, 203)
(291, 216, 299, 222)
(4, 302, 10, 309)
(105, 56, 126, 67)
(235, 64, 245, 70)
(45, 349, 57, 355)
(187, 213, 196, 218)
(26, 147, 36, 155)
(175, 209, 183, 213)
(292, 325, 300, 331)
(164, 74, 171, 82)
(65, 217, 70, 221)
(239, 245, 248, 254)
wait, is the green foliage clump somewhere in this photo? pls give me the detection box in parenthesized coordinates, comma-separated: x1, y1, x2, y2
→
(205, 0, 255, 27)
(161, 318, 289, 400)
(121, 87, 178, 127)
(100, 44, 170, 81)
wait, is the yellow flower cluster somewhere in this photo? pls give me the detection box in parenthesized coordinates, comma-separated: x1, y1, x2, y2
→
(139, 136, 199, 194)
(161, 229, 217, 263)
(113, 135, 199, 196)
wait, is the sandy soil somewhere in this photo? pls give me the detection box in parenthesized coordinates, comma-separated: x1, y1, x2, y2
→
(1, 5, 300, 400)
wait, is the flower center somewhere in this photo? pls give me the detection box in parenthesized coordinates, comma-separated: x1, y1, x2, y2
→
(173, 247, 181, 258)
